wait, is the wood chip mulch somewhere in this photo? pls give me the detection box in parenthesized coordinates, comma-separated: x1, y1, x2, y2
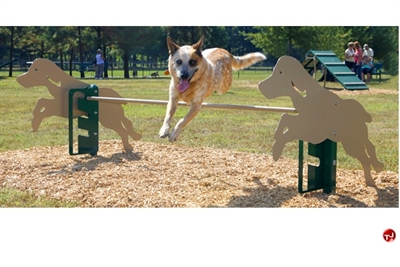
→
(1, 140, 398, 207)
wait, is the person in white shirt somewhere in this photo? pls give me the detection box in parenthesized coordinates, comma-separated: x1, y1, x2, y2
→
(95, 49, 105, 80)
(363, 44, 374, 62)
(344, 42, 355, 71)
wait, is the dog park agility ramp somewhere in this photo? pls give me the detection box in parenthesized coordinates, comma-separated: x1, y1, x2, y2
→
(302, 50, 368, 90)
(0, 58, 19, 69)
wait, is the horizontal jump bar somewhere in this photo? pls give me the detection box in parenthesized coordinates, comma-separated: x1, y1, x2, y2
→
(86, 96, 297, 113)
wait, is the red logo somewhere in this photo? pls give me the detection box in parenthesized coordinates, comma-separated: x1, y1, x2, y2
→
(383, 229, 396, 242)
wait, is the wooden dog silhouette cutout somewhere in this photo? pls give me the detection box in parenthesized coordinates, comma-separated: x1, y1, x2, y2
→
(258, 56, 384, 187)
(17, 58, 142, 152)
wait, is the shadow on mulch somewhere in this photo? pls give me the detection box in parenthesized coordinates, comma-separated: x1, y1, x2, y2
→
(224, 177, 298, 207)
(46, 151, 142, 175)
(333, 186, 399, 208)
(220, 178, 399, 208)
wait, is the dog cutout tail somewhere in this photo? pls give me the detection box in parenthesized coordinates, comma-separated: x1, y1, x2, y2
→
(231, 52, 266, 70)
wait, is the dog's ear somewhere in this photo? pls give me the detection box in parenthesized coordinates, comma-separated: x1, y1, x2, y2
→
(167, 36, 180, 55)
(192, 35, 204, 56)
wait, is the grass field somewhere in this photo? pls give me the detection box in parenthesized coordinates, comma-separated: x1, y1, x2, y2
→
(0, 68, 398, 207)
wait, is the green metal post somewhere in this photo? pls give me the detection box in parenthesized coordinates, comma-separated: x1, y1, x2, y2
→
(298, 139, 337, 194)
(68, 85, 99, 156)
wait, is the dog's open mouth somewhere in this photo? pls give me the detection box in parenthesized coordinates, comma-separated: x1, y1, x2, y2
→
(177, 69, 198, 93)
(178, 79, 190, 93)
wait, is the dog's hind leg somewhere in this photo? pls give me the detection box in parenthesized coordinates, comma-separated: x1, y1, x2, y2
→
(117, 130, 134, 152)
(364, 139, 384, 172)
(169, 102, 202, 142)
(121, 116, 142, 141)
(102, 122, 133, 152)
(98, 102, 140, 151)
(341, 140, 376, 187)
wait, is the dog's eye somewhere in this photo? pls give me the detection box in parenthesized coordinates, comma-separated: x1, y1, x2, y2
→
(176, 59, 182, 65)
(35, 68, 38, 71)
(189, 60, 197, 67)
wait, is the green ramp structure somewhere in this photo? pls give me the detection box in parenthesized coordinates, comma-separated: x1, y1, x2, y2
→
(0, 58, 19, 69)
(302, 50, 368, 90)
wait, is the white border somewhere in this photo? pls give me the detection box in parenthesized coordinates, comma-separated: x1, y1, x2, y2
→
(1, 0, 398, 26)
(1, 1, 399, 267)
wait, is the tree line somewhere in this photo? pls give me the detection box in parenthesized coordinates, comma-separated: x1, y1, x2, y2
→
(0, 26, 398, 77)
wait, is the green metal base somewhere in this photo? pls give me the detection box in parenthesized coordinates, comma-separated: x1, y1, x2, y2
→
(68, 85, 99, 156)
(298, 139, 337, 194)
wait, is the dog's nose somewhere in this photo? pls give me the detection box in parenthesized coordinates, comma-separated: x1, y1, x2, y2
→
(180, 72, 189, 80)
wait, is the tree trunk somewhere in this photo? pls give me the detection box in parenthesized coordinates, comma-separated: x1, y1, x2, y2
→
(78, 26, 84, 78)
(8, 26, 14, 77)
(123, 51, 129, 78)
(288, 27, 293, 57)
(103, 47, 108, 78)
(60, 49, 64, 70)
(69, 50, 74, 76)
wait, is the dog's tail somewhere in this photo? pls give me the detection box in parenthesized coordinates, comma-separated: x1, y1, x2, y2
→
(231, 52, 266, 70)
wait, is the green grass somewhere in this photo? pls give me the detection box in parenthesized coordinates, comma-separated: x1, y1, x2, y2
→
(0, 69, 398, 206)
(0, 187, 80, 207)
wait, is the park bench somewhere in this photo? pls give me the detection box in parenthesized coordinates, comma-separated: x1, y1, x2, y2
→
(372, 62, 383, 82)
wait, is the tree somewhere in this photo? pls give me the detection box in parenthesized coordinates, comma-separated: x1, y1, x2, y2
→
(164, 26, 212, 45)
(47, 27, 70, 70)
(75, 27, 98, 78)
(1, 26, 396, 77)
(0, 27, 24, 77)
(368, 26, 398, 75)
(107, 27, 153, 78)
(140, 27, 167, 68)
(19, 27, 53, 59)
(223, 26, 258, 55)
(60, 26, 81, 76)
(245, 26, 350, 61)
(245, 27, 295, 59)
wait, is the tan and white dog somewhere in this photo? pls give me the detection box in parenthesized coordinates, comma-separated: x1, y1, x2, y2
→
(159, 36, 266, 141)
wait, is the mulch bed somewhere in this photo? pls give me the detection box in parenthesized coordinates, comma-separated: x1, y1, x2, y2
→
(1, 140, 398, 207)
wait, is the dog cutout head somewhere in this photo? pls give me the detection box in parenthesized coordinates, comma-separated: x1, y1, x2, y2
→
(16, 58, 67, 89)
(167, 36, 205, 93)
(258, 56, 321, 100)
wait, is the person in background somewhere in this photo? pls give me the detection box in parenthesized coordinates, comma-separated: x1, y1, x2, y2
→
(361, 55, 373, 82)
(344, 41, 355, 71)
(95, 49, 105, 80)
(363, 44, 374, 62)
(353, 41, 363, 80)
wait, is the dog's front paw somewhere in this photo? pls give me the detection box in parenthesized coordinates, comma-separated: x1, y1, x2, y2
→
(159, 126, 169, 138)
(168, 127, 182, 142)
(168, 133, 178, 142)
